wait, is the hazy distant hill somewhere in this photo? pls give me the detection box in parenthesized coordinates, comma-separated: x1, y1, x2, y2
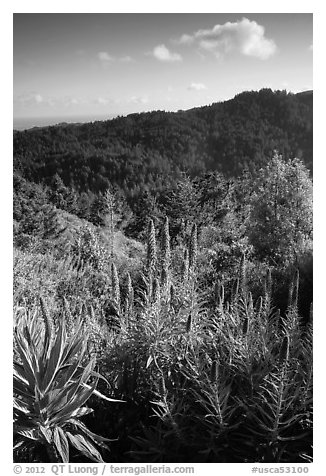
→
(13, 89, 312, 198)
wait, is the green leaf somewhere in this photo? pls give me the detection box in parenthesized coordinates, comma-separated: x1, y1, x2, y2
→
(50, 377, 98, 426)
(16, 429, 39, 441)
(42, 321, 66, 393)
(71, 407, 94, 418)
(53, 426, 70, 463)
(68, 419, 113, 447)
(39, 425, 53, 445)
(60, 322, 86, 365)
(14, 329, 38, 389)
(66, 432, 104, 462)
(90, 387, 125, 403)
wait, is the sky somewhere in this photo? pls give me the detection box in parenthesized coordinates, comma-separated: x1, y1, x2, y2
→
(13, 13, 313, 126)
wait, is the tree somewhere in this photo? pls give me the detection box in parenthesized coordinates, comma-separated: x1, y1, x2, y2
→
(48, 174, 77, 214)
(90, 193, 108, 227)
(193, 171, 233, 226)
(159, 174, 200, 242)
(247, 154, 312, 266)
(125, 190, 162, 239)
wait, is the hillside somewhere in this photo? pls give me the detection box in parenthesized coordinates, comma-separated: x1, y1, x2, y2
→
(14, 89, 312, 199)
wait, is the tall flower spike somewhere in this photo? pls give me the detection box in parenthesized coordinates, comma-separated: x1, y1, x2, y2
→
(292, 269, 300, 309)
(146, 219, 157, 276)
(126, 272, 134, 311)
(239, 252, 247, 295)
(111, 262, 120, 308)
(256, 295, 263, 316)
(161, 267, 169, 291)
(161, 216, 171, 271)
(309, 302, 313, 323)
(63, 297, 74, 335)
(105, 189, 115, 260)
(279, 333, 290, 366)
(189, 223, 197, 269)
(152, 277, 161, 304)
(39, 296, 54, 341)
(179, 218, 185, 242)
(248, 291, 254, 311)
(288, 279, 294, 309)
(220, 284, 225, 304)
(264, 267, 273, 307)
(210, 360, 218, 384)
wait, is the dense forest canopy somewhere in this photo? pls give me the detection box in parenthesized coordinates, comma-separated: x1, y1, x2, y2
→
(14, 89, 312, 197)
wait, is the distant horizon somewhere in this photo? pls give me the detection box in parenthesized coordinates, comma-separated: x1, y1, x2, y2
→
(13, 86, 313, 131)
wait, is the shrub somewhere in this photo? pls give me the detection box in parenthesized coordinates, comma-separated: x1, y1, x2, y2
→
(13, 300, 121, 463)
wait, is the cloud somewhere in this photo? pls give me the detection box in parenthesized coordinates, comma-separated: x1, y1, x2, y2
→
(179, 34, 194, 45)
(188, 82, 207, 91)
(119, 56, 134, 63)
(14, 93, 54, 107)
(34, 94, 43, 103)
(61, 96, 82, 107)
(178, 17, 277, 60)
(97, 52, 135, 64)
(152, 44, 182, 62)
(128, 95, 150, 105)
(95, 97, 111, 105)
(97, 51, 115, 62)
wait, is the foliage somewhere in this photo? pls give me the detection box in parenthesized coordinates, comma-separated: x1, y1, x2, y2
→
(14, 89, 312, 206)
(13, 300, 121, 463)
(247, 154, 313, 266)
(13, 212, 313, 462)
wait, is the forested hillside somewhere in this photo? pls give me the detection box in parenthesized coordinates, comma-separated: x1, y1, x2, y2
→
(14, 88, 312, 194)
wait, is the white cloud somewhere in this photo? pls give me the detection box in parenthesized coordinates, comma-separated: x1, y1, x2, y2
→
(188, 82, 207, 91)
(119, 56, 134, 63)
(61, 96, 81, 107)
(179, 34, 194, 45)
(97, 51, 115, 62)
(34, 94, 43, 103)
(97, 52, 135, 64)
(128, 95, 150, 105)
(94, 97, 112, 105)
(153, 44, 182, 62)
(178, 17, 277, 60)
(14, 92, 54, 107)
